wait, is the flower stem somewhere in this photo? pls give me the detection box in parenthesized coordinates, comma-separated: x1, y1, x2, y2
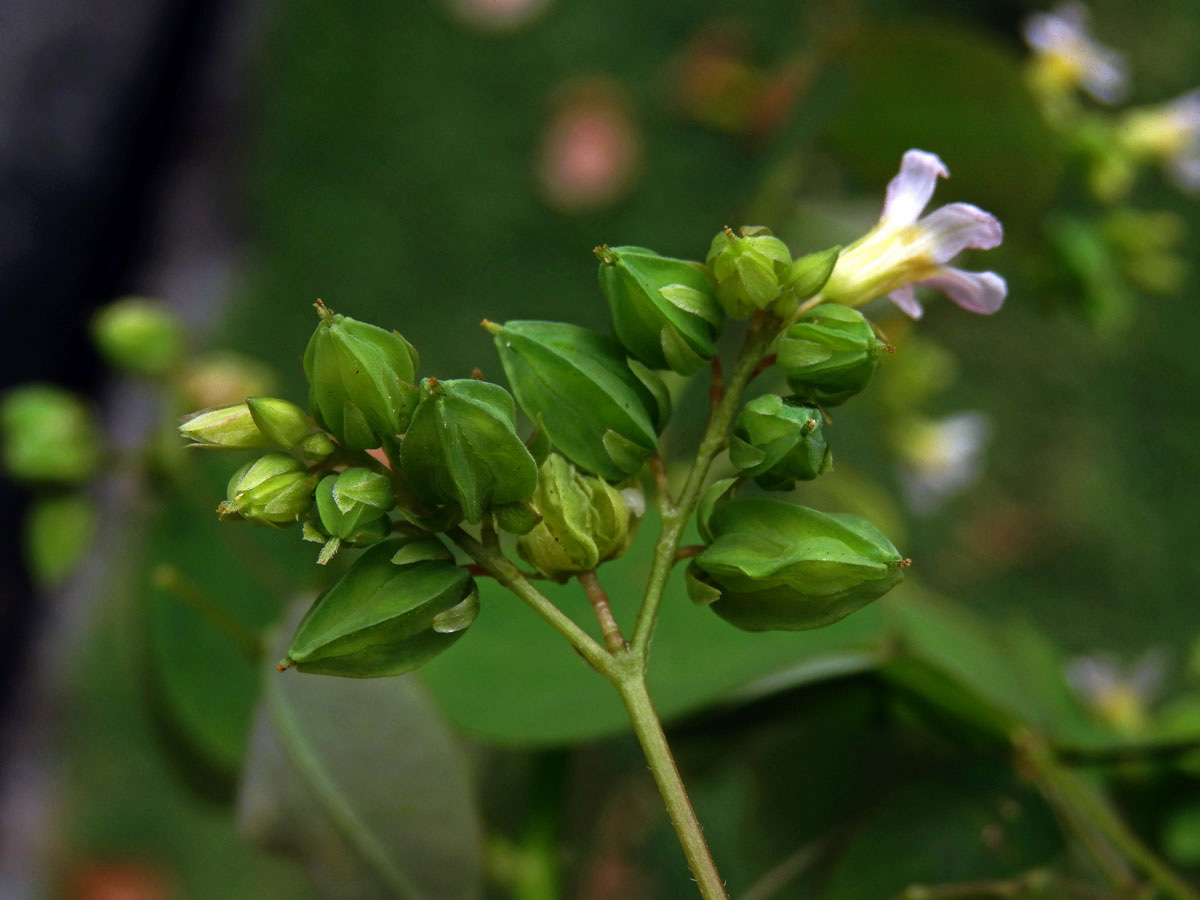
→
(578, 570, 626, 653)
(614, 673, 729, 900)
(630, 314, 781, 661)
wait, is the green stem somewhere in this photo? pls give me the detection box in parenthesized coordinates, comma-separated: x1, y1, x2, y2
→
(447, 526, 615, 677)
(630, 314, 781, 661)
(1017, 731, 1200, 900)
(614, 674, 729, 900)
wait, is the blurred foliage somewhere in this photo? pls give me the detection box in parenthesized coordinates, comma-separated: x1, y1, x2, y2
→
(32, 0, 1200, 897)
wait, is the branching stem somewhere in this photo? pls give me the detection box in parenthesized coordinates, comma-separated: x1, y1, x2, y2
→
(448, 316, 784, 900)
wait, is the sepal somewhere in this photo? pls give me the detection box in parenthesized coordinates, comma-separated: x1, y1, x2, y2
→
(218, 453, 315, 527)
(777, 304, 888, 406)
(279, 537, 477, 677)
(692, 496, 905, 631)
(399, 378, 538, 524)
(595, 244, 723, 374)
(302, 301, 420, 450)
(488, 320, 666, 481)
(729, 394, 831, 490)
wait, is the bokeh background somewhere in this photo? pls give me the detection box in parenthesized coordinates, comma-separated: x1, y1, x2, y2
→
(2, 0, 1200, 898)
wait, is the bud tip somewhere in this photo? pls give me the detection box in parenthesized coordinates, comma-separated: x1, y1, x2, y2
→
(480, 318, 502, 336)
(899, 558, 912, 568)
(313, 299, 334, 322)
(275, 658, 291, 672)
(593, 244, 614, 264)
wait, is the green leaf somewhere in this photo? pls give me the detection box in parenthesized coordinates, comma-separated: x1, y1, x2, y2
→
(238, 604, 483, 900)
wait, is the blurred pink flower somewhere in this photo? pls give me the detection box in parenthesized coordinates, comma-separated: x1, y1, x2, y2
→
(536, 80, 641, 213)
(446, 0, 550, 32)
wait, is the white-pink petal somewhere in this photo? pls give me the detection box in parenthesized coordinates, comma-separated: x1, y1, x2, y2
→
(919, 267, 1007, 315)
(888, 284, 924, 319)
(1023, 3, 1089, 54)
(919, 202, 1004, 262)
(882, 149, 948, 226)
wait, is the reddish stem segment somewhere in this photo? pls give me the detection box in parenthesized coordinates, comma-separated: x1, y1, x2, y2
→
(709, 356, 725, 409)
(578, 570, 627, 653)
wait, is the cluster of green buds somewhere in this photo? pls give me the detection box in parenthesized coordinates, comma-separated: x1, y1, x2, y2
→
(180, 165, 1012, 677)
(178, 300, 547, 675)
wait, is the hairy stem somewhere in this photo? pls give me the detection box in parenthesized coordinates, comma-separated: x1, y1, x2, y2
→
(615, 675, 729, 900)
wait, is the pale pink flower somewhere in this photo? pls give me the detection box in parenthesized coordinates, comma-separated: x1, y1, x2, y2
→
(819, 150, 1006, 319)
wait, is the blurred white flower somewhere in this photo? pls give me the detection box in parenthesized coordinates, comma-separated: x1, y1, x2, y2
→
(819, 150, 1006, 320)
(1119, 90, 1200, 193)
(896, 412, 991, 514)
(1065, 649, 1166, 734)
(1023, 3, 1127, 104)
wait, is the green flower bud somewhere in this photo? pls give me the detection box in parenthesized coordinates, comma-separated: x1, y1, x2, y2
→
(179, 403, 272, 449)
(280, 537, 478, 678)
(516, 453, 645, 582)
(705, 226, 793, 319)
(302, 300, 420, 450)
(245, 397, 312, 449)
(687, 495, 906, 632)
(91, 296, 186, 377)
(487, 320, 668, 482)
(786, 246, 841, 300)
(298, 431, 336, 461)
(729, 395, 831, 490)
(0, 385, 103, 484)
(595, 244, 723, 375)
(308, 468, 395, 562)
(400, 378, 538, 524)
(218, 453, 315, 527)
(776, 304, 889, 406)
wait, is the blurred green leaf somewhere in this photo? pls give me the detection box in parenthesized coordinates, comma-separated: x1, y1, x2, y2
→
(238, 603, 483, 900)
(819, 765, 1061, 900)
(885, 589, 1122, 750)
(24, 492, 96, 588)
(143, 458, 306, 783)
